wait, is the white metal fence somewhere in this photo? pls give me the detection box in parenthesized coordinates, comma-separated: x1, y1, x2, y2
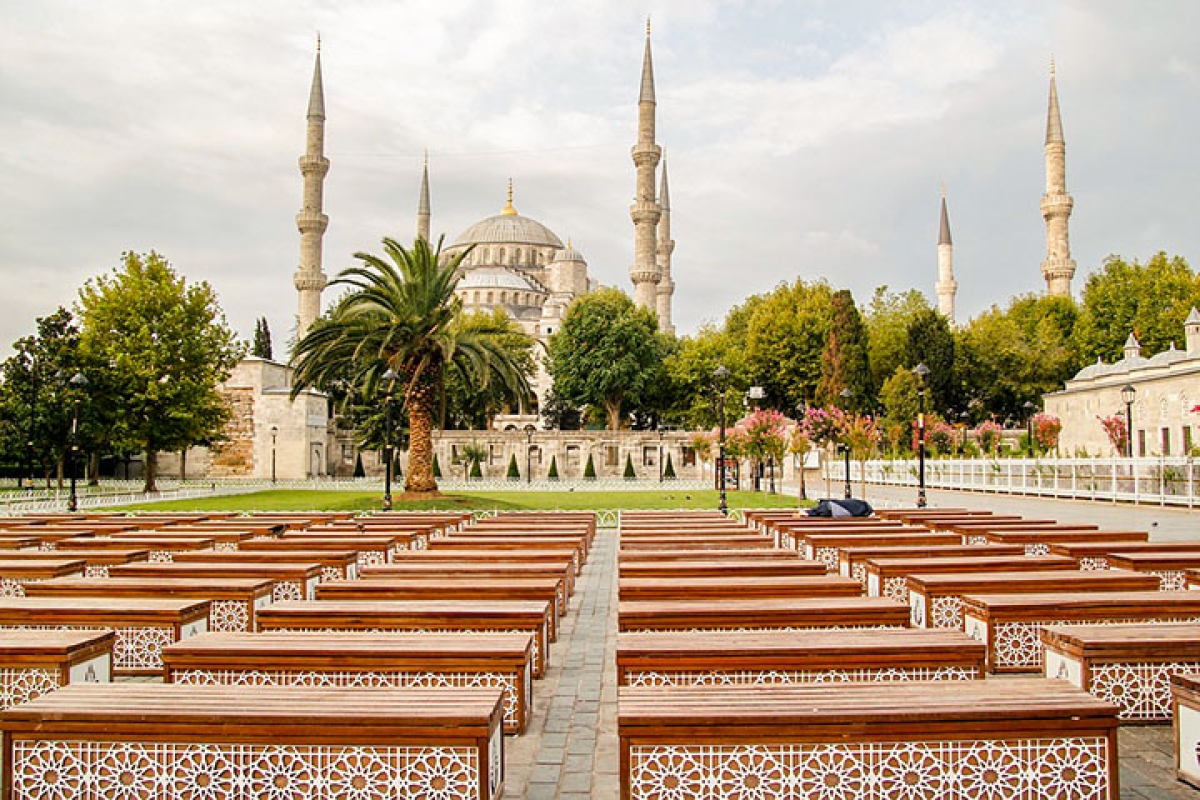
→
(830, 456, 1200, 508)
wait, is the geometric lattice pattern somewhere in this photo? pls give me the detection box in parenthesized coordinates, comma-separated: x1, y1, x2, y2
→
(1150, 570, 1186, 591)
(9, 740, 483, 800)
(626, 665, 978, 687)
(83, 566, 110, 579)
(274, 627, 540, 673)
(0, 668, 61, 710)
(812, 547, 840, 571)
(627, 737, 1110, 799)
(931, 596, 964, 629)
(0, 578, 29, 597)
(1090, 661, 1200, 721)
(210, 601, 252, 633)
(271, 582, 305, 602)
(882, 577, 909, 602)
(174, 668, 523, 730)
(1078, 557, 1109, 571)
(321, 566, 346, 582)
(0, 625, 176, 672)
(1024, 543, 1051, 556)
(356, 551, 387, 568)
(850, 564, 867, 586)
(989, 617, 1200, 670)
(148, 551, 174, 563)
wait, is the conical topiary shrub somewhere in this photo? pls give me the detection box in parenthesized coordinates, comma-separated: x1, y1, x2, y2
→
(469, 458, 482, 479)
(583, 453, 596, 480)
(663, 452, 676, 480)
(623, 453, 636, 480)
(432, 453, 441, 479)
(547, 455, 559, 480)
(506, 453, 520, 480)
(353, 453, 365, 478)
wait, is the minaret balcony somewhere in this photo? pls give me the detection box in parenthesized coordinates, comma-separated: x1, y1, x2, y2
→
(630, 143, 661, 166)
(295, 211, 329, 234)
(293, 271, 328, 292)
(629, 266, 661, 284)
(1040, 194, 1074, 216)
(298, 155, 330, 176)
(629, 206, 662, 226)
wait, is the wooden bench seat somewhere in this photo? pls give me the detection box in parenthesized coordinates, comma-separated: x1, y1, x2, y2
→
(864, 554, 1078, 602)
(0, 560, 86, 597)
(164, 630, 535, 734)
(1042, 622, 1200, 722)
(239, 536, 393, 567)
(1105, 552, 1200, 591)
(284, 528, 430, 551)
(391, 547, 581, 576)
(1, 682, 505, 800)
(618, 679, 1118, 800)
(25, 576, 274, 633)
(617, 628, 985, 686)
(618, 596, 910, 633)
(618, 558, 826, 579)
(981, 528, 1148, 553)
(257, 599, 552, 677)
(0, 630, 114, 708)
(908, 569, 1161, 630)
(433, 536, 587, 567)
(1050, 540, 1200, 570)
(0, 537, 43, 551)
(618, 575, 862, 602)
(316, 577, 566, 637)
(55, 535, 216, 562)
(962, 591, 1200, 672)
(838, 542, 1026, 584)
(107, 560, 324, 601)
(617, 548, 800, 562)
(169, 548, 359, 582)
(766, 522, 909, 550)
(111, 527, 253, 550)
(0, 597, 208, 674)
(619, 535, 775, 551)
(0, 549, 150, 578)
(799, 532, 962, 570)
(362, 560, 575, 599)
(920, 515, 1028, 530)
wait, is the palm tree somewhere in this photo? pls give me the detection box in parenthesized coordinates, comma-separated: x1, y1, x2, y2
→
(291, 236, 532, 495)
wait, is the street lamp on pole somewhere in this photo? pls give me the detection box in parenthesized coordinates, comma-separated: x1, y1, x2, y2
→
(912, 363, 929, 508)
(526, 429, 533, 484)
(795, 401, 808, 503)
(839, 387, 853, 498)
(657, 428, 664, 483)
(270, 426, 278, 484)
(1121, 384, 1137, 458)
(1023, 400, 1037, 457)
(381, 368, 398, 511)
(713, 365, 730, 515)
(66, 371, 88, 513)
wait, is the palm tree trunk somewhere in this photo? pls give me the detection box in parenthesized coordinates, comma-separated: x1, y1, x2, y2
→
(405, 385, 439, 494)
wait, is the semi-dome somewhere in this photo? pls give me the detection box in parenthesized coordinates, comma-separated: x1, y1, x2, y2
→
(456, 266, 542, 292)
(553, 242, 586, 263)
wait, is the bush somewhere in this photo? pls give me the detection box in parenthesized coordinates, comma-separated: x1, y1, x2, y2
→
(469, 458, 482, 479)
(663, 452, 676, 479)
(432, 454, 442, 478)
(547, 455, 559, 480)
(353, 453, 365, 478)
(583, 453, 596, 480)
(506, 454, 520, 480)
(623, 453, 636, 480)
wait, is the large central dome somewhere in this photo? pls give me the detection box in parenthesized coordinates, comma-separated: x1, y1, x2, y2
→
(450, 212, 564, 249)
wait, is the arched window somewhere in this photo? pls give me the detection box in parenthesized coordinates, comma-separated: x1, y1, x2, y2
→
(500, 291, 508, 304)
(498, 247, 506, 263)
(486, 291, 493, 304)
(514, 248, 522, 265)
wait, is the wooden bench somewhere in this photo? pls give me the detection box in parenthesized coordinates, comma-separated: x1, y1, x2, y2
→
(257, 599, 552, 677)
(1, 682, 505, 800)
(111, 527, 253, 551)
(0, 630, 114, 708)
(164, 630, 535, 734)
(1050, 541, 1200, 570)
(433, 536, 587, 567)
(800, 531, 962, 571)
(1042, 622, 1200, 722)
(108, 560, 324, 601)
(962, 590, 1200, 672)
(54, 535, 217, 562)
(618, 575, 862, 602)
(316, 577, 566, 638)
(908, 569, 1162, 630)
(838, 543, 1026, 584)
(390, 547, 581, 576)
(619, 559, 826, 580)
(1105, 552, 1200, 591)
(0, 597, 208, 674)
(618, 679, 1118, 800)
(618, 534, 773, 552)
(25, 576, 274, 633)
(0, 560, 86, 597)
(617, 548, 802, 563)
(239, 536, 393, 568)
(767, 522, 910, 550)
(980, 528, 1148, 554)
(0, 548, 150, 578)
(864, 554, 1077, 602)
(284, 528, 431, 551)
(618, 596, 910, 633)
(617, 628, 985, 686)
(0, 537, 43, 551)
(1172, 672, 1200, 788)
(362, 560, 575, 599)
(169, 547, 359, 582)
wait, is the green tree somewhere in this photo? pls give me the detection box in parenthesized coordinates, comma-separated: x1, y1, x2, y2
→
(443, 309, 535, 430)
(905, 309, 957, 414)
(291, 237, 531, 495)
(879, 366, 919, 431)
(583, 452, 596, 480)
(506, 453, 520, 480)
(623, 453, 636, 479)
(540, 389, 583, 431)
(547, 454, 559, 480)
(1073, 252, 1200, 362)
(741, 280, 835, 409)
(77, 252, 243, 492)
(546, 288, 662, 430)
(662, 452, 676, 479)
(864, 287, 931, 392)
(817, 289, 874, 411)
(661, 324, 743, 428)
(432, 452, 442, 479)
(252, 317, 273, 360)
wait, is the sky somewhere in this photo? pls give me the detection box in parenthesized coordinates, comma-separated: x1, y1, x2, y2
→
(2, 0, 1198, 358)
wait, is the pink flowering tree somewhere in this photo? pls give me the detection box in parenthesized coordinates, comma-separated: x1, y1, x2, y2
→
(738, 409, 789, 493)
(1096, 414, 1128, 456)
(801, 406, 848, 496)
(976, 420, 1002, 455)
(788, 421, 813, 500)
(1031, 413, 1063, 454)
(689, 431, 715, 487)
(927, 418, 955, 456)
(844, 414, 882, 495)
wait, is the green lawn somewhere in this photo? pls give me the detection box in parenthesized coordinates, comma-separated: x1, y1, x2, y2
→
(113, 488, 806, 513)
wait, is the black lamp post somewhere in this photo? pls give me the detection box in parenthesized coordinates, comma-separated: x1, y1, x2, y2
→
(839, 388, 853, 498)
(713, 365, 730, 515)
(795, 402, 808, 502)
(1023, 400, 1037, 457)
(270, 426, 278, 484)
(657, 428, 664, 483)
(526, 429, 533, 484)
(382, 368, 398, 511)
(912, 363, 929, 508)
(65, 371, 88, 513)
(1121, 384, 1137, 458)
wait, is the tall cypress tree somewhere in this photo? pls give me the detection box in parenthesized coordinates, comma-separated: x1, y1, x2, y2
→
(817, 290, 874, 411)
(252, 317, 273, 360)
(905, 308, 958, 414)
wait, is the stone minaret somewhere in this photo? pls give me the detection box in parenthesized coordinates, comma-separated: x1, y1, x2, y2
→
(655, 156, 675, 335)
(936, 188, 957, 324)
(417, 151, 431, 242)
(629, 21, 662, 314)
(293, 42, 329, 344)
(1040, 60, 1076, 296)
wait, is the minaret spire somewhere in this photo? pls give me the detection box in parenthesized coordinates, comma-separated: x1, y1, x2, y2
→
(1040, 58, 1075, 296)
(417, 150, 430, 242)
(656, 155, 675, 335)
(630, 21, 663, 317)
(936, 188, 957, 325)
(293, 41, 330, 346)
